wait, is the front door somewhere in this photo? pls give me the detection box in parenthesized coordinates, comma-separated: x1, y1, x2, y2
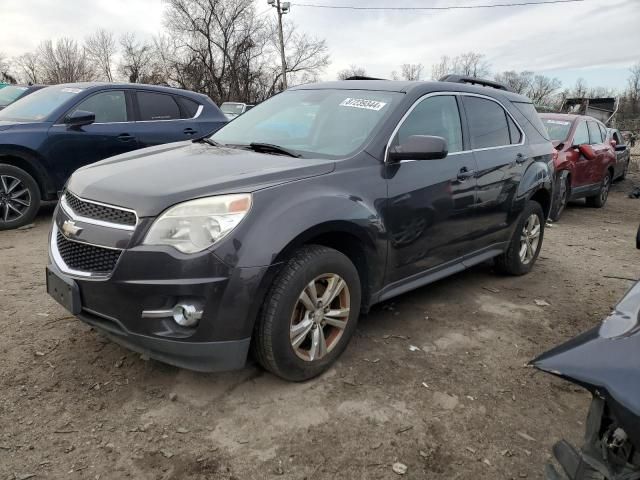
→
(571, 120, 592, 188)
(383, 94, 478, 284)
(44, 90, 138, 187)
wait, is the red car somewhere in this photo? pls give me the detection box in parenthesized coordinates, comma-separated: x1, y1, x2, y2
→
(541, 113, 617, 220)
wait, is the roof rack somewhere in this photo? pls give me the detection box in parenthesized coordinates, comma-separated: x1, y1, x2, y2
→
(344, 76, 387, 81)
(439, 74, 513, 92)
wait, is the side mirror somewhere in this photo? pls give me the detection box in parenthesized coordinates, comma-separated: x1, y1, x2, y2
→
(577, 144, 596, 160)
(615, 144, 628, 152)
(388, 135, 448, 162)
(65, 110, 95, 128)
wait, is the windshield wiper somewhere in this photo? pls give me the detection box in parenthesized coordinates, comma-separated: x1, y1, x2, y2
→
(247, 143, 302, 158)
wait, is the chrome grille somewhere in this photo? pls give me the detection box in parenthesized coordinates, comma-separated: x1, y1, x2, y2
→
(56, 232, 121, 274)
(65, 191, 137, 226)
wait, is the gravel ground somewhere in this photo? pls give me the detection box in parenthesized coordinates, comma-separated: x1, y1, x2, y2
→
(1, 173, 640, 480)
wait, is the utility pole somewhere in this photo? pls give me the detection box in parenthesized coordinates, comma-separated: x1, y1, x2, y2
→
(268, 0, 290, 90)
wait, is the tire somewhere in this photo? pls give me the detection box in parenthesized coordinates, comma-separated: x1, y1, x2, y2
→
(621, 159, 629, 180)
(0, 164, 41, 230)
(495, 200, 544, 276)
(585, 171, 611, 208)
(549, 172, 569, 221)
(252, 245, 361, 381)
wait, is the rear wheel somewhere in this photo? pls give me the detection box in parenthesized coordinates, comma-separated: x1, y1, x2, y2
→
(252, 245, 361, 381)
(585, 172, 611, 208)
(549, 173, 569, 221)
(0, 164, 41, 230)
(495, 200, 544, 276)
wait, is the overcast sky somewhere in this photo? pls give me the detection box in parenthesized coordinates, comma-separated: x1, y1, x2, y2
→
(2, 0, 638, 90)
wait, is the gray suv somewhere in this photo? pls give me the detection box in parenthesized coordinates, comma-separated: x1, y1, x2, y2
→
(46, 76, 554, 381)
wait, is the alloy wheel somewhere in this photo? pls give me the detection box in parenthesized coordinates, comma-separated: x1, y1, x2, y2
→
(289, 273, 351, 362)
(519, 213, 541, 265)
(0, 175, 31, 223)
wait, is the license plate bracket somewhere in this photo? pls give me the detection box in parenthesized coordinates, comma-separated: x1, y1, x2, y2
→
(46, 267, 81, 315)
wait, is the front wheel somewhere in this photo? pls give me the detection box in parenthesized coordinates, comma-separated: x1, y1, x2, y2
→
(0, 164, 41, 230)
(252, 245, 361, 381)
(495, 200, 544, 276)
(585, 172, 611, 208)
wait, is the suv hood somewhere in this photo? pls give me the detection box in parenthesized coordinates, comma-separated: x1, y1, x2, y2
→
(67, 141, 335, 217)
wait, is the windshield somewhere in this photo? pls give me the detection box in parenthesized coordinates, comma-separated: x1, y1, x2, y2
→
(212, 89, 402, 158)
(0, 86, 28, 106)
(0, 86, 83, 122)
(221, 103, 245, 115)
(541, 117, 572, 143)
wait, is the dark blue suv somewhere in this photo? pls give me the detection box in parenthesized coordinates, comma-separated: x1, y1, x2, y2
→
(0, 83, 227, 229)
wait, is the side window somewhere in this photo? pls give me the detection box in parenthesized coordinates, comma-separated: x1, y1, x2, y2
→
(72, 91, 127, 123)
(613, 131, 621, 144)
(137, 92, 180, 121)
(462, 96, 510, 149)
(507, 114, 522, 144)
(176, 96, 200, 119)
(587, 122, 603, 145)
(572, 121, 589, 145)
(395, 95, 463, 153)
(598, 124, 608, 142)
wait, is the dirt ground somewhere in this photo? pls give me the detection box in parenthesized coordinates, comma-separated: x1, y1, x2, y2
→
(2, 172, 640, 480)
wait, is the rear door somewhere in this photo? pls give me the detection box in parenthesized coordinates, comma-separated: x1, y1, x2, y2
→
(460, 94, 526, 249)
(383, 94, 478, 283)
(130, 90, 199, 148)
(45, 89, 137, 185)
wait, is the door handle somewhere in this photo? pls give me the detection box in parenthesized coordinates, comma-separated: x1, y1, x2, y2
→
(183, 128, 197, 135)
(117, 134, 135, 142)
(456, 167, 475, 181)
(515, 153, 527, 164)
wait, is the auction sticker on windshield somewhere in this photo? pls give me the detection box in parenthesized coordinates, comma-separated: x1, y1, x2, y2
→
(545, 120, 570, 125)
(340, 98, 387, 111)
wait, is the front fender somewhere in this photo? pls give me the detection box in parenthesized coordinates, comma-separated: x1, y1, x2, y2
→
(213, 181, 386, 271)
(516, 158, 553, 215)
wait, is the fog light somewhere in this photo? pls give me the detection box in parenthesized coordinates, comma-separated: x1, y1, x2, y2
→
(172, 303, 203, 327)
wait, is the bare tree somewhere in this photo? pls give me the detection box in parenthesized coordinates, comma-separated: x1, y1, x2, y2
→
(431, 55, 451, 80)
(400, 63, 423, 81)
(0, 52, 15, 83)
(119, 33, 155, 83)
(86, 29, 117, 82)
(527, 75, 561, 105)
(455, 52, 490, 78)
(37, 38, 94, 83)
(164, 0, 329, 103)
(494, 70, 533, 94)
(431, 52, 490, 79)
(572, 78, 588, 98)
(338, 64, 367, 80)
(626, 62, 640, 114)
(14, 52, 40, 84)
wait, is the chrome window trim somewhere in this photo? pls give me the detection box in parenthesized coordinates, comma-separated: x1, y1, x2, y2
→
(50, 223, 121, 280)
(384, 91, 526, 163)
(55, 102, 204, 125)
(62, 191, 138, 231)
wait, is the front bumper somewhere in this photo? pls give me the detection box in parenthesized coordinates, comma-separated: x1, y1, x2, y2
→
(47, 203, 276, 372)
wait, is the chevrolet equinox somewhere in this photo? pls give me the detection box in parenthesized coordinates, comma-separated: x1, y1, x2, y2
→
(46, 76, 554, 381)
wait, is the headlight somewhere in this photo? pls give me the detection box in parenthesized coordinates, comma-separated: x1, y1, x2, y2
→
(143, 194, 252, 253)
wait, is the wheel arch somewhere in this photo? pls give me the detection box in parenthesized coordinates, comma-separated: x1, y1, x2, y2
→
(0, 147, 54, 200)
(272, 221, 382, 313)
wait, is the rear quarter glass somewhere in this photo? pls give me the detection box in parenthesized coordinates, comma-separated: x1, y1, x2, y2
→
(512, 102, 550, 141)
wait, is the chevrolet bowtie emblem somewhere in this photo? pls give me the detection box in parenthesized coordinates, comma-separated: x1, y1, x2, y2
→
(62, 220, 82, 237)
